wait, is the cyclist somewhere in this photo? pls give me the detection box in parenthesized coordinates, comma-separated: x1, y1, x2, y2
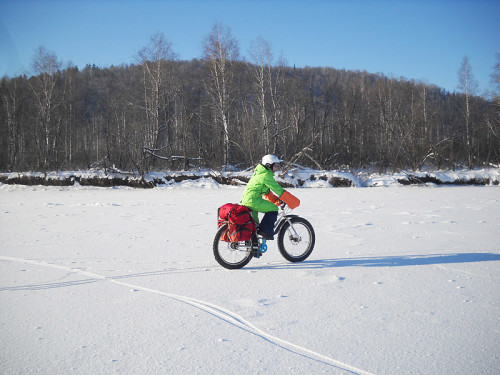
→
(240, 154, 299, 240)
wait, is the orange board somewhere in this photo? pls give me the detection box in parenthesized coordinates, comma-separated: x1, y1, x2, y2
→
(280, 190, 300, 209)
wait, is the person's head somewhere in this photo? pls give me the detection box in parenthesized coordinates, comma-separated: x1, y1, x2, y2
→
(261, 154, 283, 173)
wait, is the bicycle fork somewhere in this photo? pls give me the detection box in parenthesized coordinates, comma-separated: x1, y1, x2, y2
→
(285, 217, 301, 241)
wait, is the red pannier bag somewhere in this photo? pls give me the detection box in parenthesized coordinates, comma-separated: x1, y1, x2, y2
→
(217, 203, 257, 242)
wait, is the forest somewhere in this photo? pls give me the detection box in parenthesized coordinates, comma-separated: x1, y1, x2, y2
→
(1, 27, 499, 176)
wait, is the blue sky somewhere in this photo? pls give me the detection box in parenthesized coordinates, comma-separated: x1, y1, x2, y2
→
(1, 0, 499, 95)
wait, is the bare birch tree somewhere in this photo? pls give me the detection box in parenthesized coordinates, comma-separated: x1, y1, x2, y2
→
(136, 32, 177, 172)
(458, 55, 478, 168)
(29, 46, 62, 168)
(1, 77, 20, 170)
(202, 23, 240, 168)
(249, 36, 272, 153)
(486, 53, 500, 163)
(248, 36, 285, 155)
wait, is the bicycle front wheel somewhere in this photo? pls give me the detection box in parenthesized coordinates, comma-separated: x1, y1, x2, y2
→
(278, 217, 315, 262)
(213, 224, 254, 269)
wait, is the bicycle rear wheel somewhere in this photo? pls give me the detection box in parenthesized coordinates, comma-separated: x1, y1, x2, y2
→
(213, 224, 254, 269)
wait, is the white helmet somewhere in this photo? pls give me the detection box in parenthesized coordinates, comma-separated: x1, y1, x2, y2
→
(261, 154, 283, 168)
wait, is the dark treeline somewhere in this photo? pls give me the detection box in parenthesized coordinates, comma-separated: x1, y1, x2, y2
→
(1, 31, 499, 175)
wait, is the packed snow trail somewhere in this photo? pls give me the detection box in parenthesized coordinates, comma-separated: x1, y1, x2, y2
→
(0, 255, 375, 375)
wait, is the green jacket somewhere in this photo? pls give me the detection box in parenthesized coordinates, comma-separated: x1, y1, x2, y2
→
(240, 164, 285, 209)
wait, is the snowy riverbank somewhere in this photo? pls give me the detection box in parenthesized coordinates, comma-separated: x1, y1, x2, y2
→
(1, 167, 499, 188)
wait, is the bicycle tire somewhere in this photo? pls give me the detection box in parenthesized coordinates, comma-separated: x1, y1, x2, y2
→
(277, 217, 315, 262)
(213, 224, 254, 269)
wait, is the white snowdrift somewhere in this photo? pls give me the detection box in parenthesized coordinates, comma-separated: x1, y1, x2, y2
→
(1, 182, 499, 374)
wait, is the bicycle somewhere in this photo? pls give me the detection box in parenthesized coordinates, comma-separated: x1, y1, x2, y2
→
(213, 204, 315, 269)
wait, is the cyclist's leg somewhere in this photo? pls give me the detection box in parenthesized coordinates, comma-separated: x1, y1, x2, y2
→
(251, 199, 279, 238)
(251, 210, 259, 224)
(259, 211, 278, 237)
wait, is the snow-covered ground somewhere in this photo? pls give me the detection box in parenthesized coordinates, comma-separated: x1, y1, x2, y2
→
(1, 182, 499, 374)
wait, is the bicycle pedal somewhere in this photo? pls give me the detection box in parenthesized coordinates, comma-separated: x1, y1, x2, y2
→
(259, 239, 268, 253)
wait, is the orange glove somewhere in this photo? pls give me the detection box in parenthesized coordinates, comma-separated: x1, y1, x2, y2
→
(263, 192, 281, 206)
(280, 190, 300, 209)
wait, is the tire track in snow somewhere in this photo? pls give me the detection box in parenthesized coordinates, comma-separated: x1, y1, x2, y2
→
(1, 255, 374, 375)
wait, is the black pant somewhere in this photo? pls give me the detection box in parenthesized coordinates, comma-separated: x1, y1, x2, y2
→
(259, 211, 278, 236)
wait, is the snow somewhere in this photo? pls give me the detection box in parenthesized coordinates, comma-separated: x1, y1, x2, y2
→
(1, 180, 499, 374)
(2, 166, 499, 188)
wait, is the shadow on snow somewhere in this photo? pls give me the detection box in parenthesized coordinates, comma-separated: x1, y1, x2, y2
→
(262, 252, 500, 270)
(3, 253, 499, 291)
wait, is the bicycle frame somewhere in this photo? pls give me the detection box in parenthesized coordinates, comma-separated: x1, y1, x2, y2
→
(230, 206, 299, 251)
(274, 206, 300, 238)
(266, 206, 302, 245)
